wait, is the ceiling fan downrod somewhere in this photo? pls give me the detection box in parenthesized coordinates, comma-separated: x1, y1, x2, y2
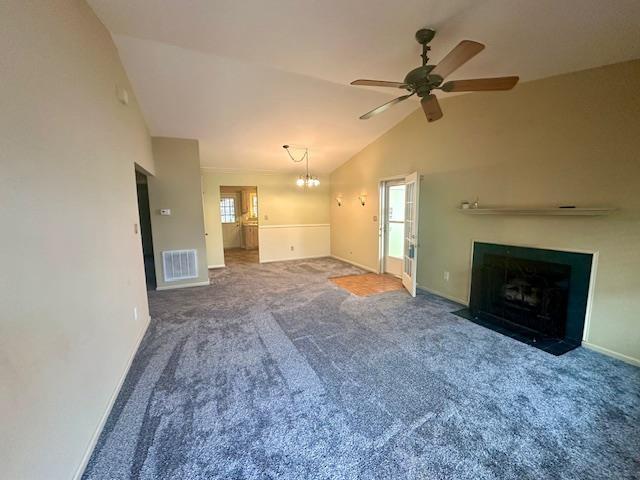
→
(415, 28, 436, 66)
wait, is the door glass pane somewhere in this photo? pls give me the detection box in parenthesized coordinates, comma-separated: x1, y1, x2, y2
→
(388, 185, 405, 222)
(220, 197, 236, 223)
(404, 181, 415, 276)
(250, 193, 258, 218)
(405, 256, 412, 275)
(404, 183, 414, 231)
(387, 222, 404, 258)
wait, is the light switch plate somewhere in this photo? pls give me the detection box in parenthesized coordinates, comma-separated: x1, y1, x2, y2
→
(373, 215, 378, 222)
(160, 208, 171, 216)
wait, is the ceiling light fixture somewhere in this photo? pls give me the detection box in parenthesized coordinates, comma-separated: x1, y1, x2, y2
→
(283, 144, 320, 188)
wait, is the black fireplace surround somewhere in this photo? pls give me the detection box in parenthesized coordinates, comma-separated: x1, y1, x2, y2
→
(454, 242, 593, 355)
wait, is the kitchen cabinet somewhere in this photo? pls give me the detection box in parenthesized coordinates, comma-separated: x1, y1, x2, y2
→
(241, 190, 249, 214)
(243, 224, 259, 250)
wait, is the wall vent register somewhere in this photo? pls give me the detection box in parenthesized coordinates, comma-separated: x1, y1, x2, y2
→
(162, 249, 198, 282)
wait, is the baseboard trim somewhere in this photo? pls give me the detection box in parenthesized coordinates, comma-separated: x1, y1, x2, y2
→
(330, 255, 378, 273)
(156, 280, 210, 291)
(582, 341, 640, 367)
(417, 285, 468, 306)
(73, 316, 150, 480)
(207, 264, 225, 269)
(260, 254, 329, 264)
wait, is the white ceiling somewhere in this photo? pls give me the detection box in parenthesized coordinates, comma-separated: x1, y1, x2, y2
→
(88, 0, 640, 173)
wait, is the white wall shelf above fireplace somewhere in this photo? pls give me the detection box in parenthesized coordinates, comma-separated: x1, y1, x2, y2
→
(458, 207, 615, 216)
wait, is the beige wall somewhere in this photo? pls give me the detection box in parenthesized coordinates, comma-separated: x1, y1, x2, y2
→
(149, 138, 209, 289)
(0, 1, 154, 478)
(331, 60, 640, 364)
(202, 171, 331, 266)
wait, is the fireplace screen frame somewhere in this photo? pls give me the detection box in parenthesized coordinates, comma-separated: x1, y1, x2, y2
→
(467, 242, 594, 350)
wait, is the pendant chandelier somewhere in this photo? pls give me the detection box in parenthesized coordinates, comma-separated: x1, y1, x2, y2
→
(283, 145, 320, 187)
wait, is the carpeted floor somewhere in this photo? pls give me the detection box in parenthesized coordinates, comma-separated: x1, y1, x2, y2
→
(83, 257, 640, 480)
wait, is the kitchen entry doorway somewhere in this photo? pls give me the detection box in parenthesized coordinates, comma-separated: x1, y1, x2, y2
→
(219, 186, 259, 265)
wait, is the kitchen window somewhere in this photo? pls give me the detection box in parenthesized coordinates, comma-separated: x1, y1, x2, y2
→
(250, 192, 258, 218)
(219, 197, 236, 223)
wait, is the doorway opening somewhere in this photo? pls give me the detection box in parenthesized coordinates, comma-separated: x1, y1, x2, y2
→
(381, 180, 406, 277)
(135, 170, 156, 290)
(219, 186, 259, 265)
(378, 172, 420, 296)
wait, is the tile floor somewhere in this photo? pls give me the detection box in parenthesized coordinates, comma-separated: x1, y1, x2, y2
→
(330, 272, 404, 297)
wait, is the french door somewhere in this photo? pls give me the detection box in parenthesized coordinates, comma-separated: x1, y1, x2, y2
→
(383, 180, 406, 277)
(402, 172, 419, 297)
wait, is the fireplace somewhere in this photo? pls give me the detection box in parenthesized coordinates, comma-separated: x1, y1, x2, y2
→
(454, 242, 593, 355)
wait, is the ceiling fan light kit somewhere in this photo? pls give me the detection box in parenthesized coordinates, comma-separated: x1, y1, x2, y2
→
(351, 28, 519, 123)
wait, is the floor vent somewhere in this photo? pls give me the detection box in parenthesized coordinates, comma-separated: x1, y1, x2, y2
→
(162, 249, 198, 282)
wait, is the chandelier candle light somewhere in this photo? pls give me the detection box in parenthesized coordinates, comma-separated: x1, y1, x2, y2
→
(283, 145, 320, 187)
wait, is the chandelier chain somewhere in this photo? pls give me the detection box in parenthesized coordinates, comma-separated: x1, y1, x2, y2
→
(284, 144, 319, 187)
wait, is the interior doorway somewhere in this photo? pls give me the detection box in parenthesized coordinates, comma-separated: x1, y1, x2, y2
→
(381, 180, 406, 277)
(219, 186, 259, 265)
(379, 172, 420, 297)
(135, 170, 156, 290)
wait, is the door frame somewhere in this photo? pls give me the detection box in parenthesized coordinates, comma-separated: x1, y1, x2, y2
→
(377, 173, 412, 275)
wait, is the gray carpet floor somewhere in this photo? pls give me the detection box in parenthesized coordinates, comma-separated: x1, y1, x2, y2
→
(83, 257, 640, 480)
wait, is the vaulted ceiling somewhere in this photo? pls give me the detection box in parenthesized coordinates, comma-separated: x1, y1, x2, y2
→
(88, 0, 640, 173)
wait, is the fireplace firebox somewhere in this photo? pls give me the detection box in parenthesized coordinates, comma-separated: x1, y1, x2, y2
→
(454, 242, 593, 355)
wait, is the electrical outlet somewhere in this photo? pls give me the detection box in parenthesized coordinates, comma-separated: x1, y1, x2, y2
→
(133, 307, 138, 321)
(264, 214, 269, 221)
(444, 271, 450, 282)
(290, 246, 294, 251)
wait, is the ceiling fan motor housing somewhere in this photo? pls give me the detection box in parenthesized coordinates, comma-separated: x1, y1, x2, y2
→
(404, 65, 443, 97)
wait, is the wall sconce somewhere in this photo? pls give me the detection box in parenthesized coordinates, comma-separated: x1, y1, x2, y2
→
(336, 196, 343, 207)
(358, 194, 367, 206)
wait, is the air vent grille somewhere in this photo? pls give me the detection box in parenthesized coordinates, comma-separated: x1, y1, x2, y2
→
(162, 249, 198, 282)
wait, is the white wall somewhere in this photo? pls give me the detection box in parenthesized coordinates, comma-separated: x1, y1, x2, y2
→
(0, 1, 154, 478)
(148, 138, 209, 290)
(259, 224, 331, 262)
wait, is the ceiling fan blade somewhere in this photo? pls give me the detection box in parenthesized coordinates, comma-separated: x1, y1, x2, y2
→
(351, 79, 409, 89)
(421, 94, 443, 123)
(431, 40, 485, 80)
(440, 76, 519, 92)
(360, 93, 415, 120)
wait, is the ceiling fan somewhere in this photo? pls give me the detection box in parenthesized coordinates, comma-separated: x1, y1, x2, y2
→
(351, 28, 519, 123)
